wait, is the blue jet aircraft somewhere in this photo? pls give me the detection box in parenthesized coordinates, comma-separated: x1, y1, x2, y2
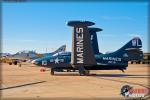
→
(30, 45, 66, 63)
(7, 45, 66, 65)
(33, 21, 143, 76)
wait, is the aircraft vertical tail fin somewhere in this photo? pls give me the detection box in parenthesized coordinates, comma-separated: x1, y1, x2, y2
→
(117, 37, 143, 60)
(89, 27, 102, 54)
(120, 37, 142, 50)
(67, 21, 96, 67)
(53, 45, 66, 53)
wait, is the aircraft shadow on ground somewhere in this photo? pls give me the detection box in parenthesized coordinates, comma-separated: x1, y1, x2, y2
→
(53, 73, 150, 78)
(53, 73, 150, 89)
(92, 74, 150, 78)
(54, 73, 79, 76)
(91, 76, 150, 89)
(0, 81, 46, 90)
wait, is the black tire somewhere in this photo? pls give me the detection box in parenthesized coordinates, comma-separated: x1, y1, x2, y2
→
(85, 70, 90, 75)
(13, 61, 18, 65)
(9, 62, 12, 65)
(67, 69, 71, 72)
(51, 68, 54, 75)
(138, 61, 141, 64)
(79, 70, 86, 76)
(73, 70, 76, 72)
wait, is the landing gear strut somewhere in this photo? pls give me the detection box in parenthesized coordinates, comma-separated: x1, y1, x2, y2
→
(51, 68, 54, 75)
(85, 70, 90, 75)
(78, 66, 90, 76)
(121, 70, 125, 73)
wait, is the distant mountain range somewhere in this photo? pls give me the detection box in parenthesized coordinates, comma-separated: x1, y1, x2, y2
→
(0, 53, 12, 57)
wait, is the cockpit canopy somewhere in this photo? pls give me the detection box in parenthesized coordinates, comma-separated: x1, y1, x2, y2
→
(52, 51, 71, 57)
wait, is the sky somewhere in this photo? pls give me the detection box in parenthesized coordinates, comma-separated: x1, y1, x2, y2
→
(2, 2, 149, 54)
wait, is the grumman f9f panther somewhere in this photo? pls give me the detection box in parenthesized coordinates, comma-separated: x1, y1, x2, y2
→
(32, 27, 102, 67)
(33, 21, 143, 76)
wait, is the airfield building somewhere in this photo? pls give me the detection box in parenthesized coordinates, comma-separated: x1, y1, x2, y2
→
(130, 53, 150, 64)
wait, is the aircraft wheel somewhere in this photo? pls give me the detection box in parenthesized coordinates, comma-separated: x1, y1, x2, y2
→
(9, 62, 12, 65)
(67, 69, 70, 72)
(72, 70, 76, 72)
(79, 70, 86, 76)
(51, 68, 54, 75)
(13, 61, 18, 65)
(85, 70, 90, 75)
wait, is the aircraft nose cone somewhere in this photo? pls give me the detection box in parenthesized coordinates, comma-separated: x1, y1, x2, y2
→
(31, 60, 38, 65)
(31, 60, 35, 64)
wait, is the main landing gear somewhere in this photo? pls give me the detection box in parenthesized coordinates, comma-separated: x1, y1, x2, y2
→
(51, 68, 54, 75)
(50, 67, 90, 76)
(78, 66, 90, 76)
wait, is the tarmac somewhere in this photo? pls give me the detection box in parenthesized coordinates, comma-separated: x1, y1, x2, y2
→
(0, 63, 150, 99)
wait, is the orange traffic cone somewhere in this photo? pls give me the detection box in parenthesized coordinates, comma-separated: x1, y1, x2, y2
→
(40, 68, 46, 72)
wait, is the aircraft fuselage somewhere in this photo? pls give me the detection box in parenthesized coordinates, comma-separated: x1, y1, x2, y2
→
(34, 52, 128, 70)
